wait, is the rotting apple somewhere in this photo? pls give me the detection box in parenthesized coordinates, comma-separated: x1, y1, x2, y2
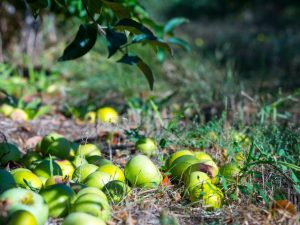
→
(97, 107, 119, 124)
(97, 164, 125, 182)
(62, 212, 106, 225)
(135, 137, 158, 156)
(124, 155, 162, 188)
(40, 183, 75, 218)
(0, 188, 48, 225)
(0, 169, 16, 194)
(71, 193, 111, 221)
(72, 164, 98, 183)
(0, 142, 21, 165)
(84, 171, 112, 189)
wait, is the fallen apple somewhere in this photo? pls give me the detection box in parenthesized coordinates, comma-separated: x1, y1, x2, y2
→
(102, 180, 131, 204)
(135, 137, 158, 156)
(183, 161, 219, 184)
(97, 107, 119, 124)
(0, 169, 16, 193)
(84, 111, 96, 124)
(40, 183, 75, 218)
(84, 171, 112, 189)
(97, 164, 125, 182)
(71, 193, 111, 221)
(40, 132, 71, 159)
(87, 155, 113, 167)
(45, 176, 66, 187)
(219, 162, 240, 182)
(0, 104, 14, 116)
(202, 183, 224, 210)
(165, 150, 194, 171)
(0, 188, 48, 225)
(72, 164, 98, 183)
(124, 155, 162, 188)
(0, 142, 21, 165)
(72, 155, 88, 168)
(33, 159, 62, 179)
(76, 143, 101, 158)
(20, 151, 42, 169)
(168, 155, 200, 181)
(193, 151, 213, 162)
(62, 212, 106, 225)
(184, 171, 211, 192)
(11, 168, 43, 190)
(7, 210, 38, 225)
(55, 159, 75, 178)
(76, 187, 108, 203)
(10, 108, 29, 121)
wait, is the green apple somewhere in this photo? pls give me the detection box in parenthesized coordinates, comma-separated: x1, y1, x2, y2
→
(10, 109, 29, 121)
(45, 176, 66, 187)
(7, 210, 38, 225)
(84, 171, 112, 189)
(84, 112, 96, 124)
(168, 155, 200, 181)
(40, 132, 71, 159)
(0, 169, 16, 193)
(40, 183, 75, 218)
(33, 159, 62, 179)
(193, 151, 213, 162)
(183, 161, 219, 184)
(72, 193, 111, 221)
(184, 171, 211, 191)
(72, 155, 88, 168)
(72, 164, 98, 183)
(76, 144, 101, 158)
(202, 183, 224, 210)
(0, 188, 48, 225)
(219, 162, 240, 182)
(165, 150, 194, 171)
(20, 151, 42, 169)
(97, 164, 125, 182)
(87, 155, 112, 167)
(11, 168, 43, 190)
(0, 104, 14, 116)
(102, 180, 131, 204)
(55, 159, 75, 178)
(135, 137, 157, 156)
(62, 212, 106, 225)
(124, 155, 162, 188)
(0, 142, 21, 165)
(76, 187, 108, 202)
(97, 107, 119, 124)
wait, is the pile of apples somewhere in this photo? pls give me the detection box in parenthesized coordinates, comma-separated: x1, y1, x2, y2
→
(0, 107, 242, 225)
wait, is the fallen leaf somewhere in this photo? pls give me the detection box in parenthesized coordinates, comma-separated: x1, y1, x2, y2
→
(271, 200, 297, 215)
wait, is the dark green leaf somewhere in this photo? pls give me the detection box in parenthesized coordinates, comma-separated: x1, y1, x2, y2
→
(115, 18, 154, 36)
(117, 54, 154, 90)
(132, 34, 172, 55)
(106, 27, 127, 58)
(164, 17, 189, 34)
(101, 0, 130, 18)
(167, 37, 191, 51)
(58, 24, 97, 61)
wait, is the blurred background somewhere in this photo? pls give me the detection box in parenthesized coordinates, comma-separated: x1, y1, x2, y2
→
(0, 0, 299, 124)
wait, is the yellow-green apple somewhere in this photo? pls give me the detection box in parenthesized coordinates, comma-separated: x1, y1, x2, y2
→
(135, 137, 157, 156)
(97, 107, 119, 124)
(62, 212, 106, 225)
(87, 155, 112, 167)
(165, 150, 193, 171)
(0, 188, 48, 225)
(97, 164, 125, 182)
(55, 159, 75, 178)
(33, 159, 62, 179)
(84, 171, 112, 189)
(11, 168, 43, 190)
(76, 143, 101, 158)
(124, 155, 162, 188)
(40, 183, 75, 218)
(72, 164, 98, 183)
(6, 210, 38, 225)
(102, 180, 131, 204)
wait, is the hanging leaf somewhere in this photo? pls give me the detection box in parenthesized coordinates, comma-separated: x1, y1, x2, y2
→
(117, 54, 154, 90)
(58, 24, 97, 61)
(101, 0, 130, 18)
(132, 34, 172, 55)
(164, 17, 189, 34)
(115, 18, 154, 36)
(167, 37, 191, 51)
(106, 27, 127, 58)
